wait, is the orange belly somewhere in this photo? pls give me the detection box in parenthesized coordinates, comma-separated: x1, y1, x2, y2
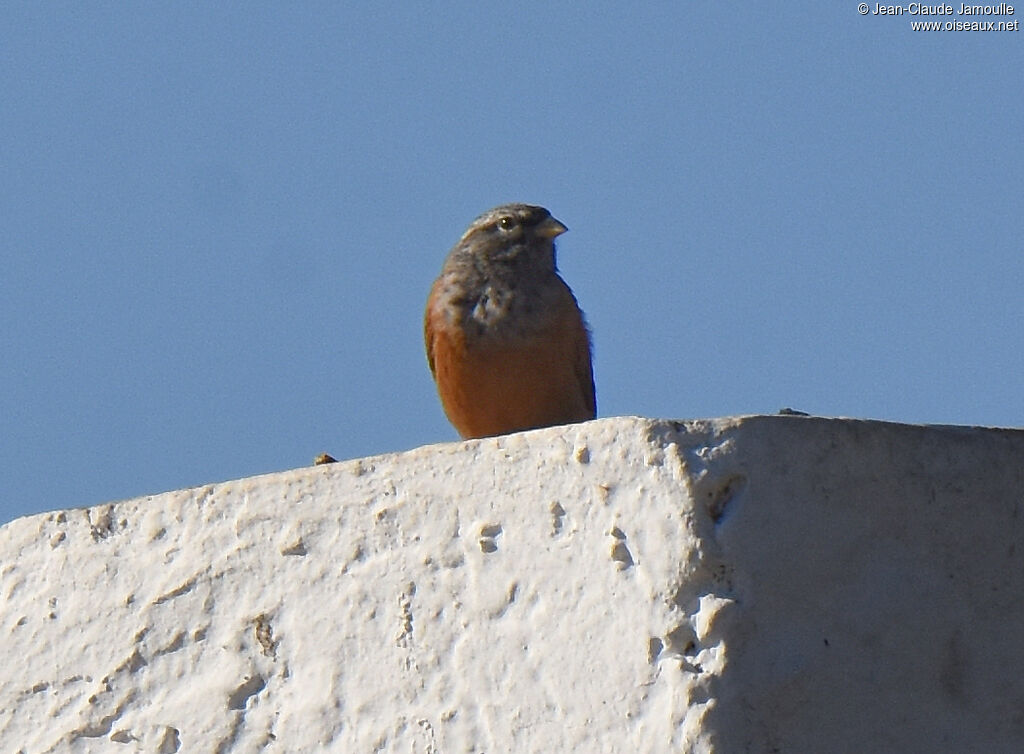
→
(430, 317, 593, 439)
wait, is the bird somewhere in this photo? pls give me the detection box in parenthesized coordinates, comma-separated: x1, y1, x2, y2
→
(424, 203, 595, 439)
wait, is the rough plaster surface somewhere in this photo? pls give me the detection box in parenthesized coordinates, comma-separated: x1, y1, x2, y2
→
(1, 416, 1023, 753)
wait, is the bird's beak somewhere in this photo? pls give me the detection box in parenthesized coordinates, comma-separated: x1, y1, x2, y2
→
(536, 216, 568, 239)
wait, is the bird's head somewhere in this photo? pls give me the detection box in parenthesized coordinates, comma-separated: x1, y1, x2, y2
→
(455, 203, 568, 272)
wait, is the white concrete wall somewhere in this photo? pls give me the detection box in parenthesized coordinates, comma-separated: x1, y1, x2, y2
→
(1, 416, 1023, 752)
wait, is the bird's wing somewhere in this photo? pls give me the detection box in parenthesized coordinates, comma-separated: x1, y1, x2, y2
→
(575, 315, 597, 418)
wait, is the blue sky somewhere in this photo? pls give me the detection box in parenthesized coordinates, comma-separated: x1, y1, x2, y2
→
(2, 3, 1022, 524)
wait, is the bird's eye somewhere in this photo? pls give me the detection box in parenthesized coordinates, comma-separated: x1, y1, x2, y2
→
(496, 216, 516, 232)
